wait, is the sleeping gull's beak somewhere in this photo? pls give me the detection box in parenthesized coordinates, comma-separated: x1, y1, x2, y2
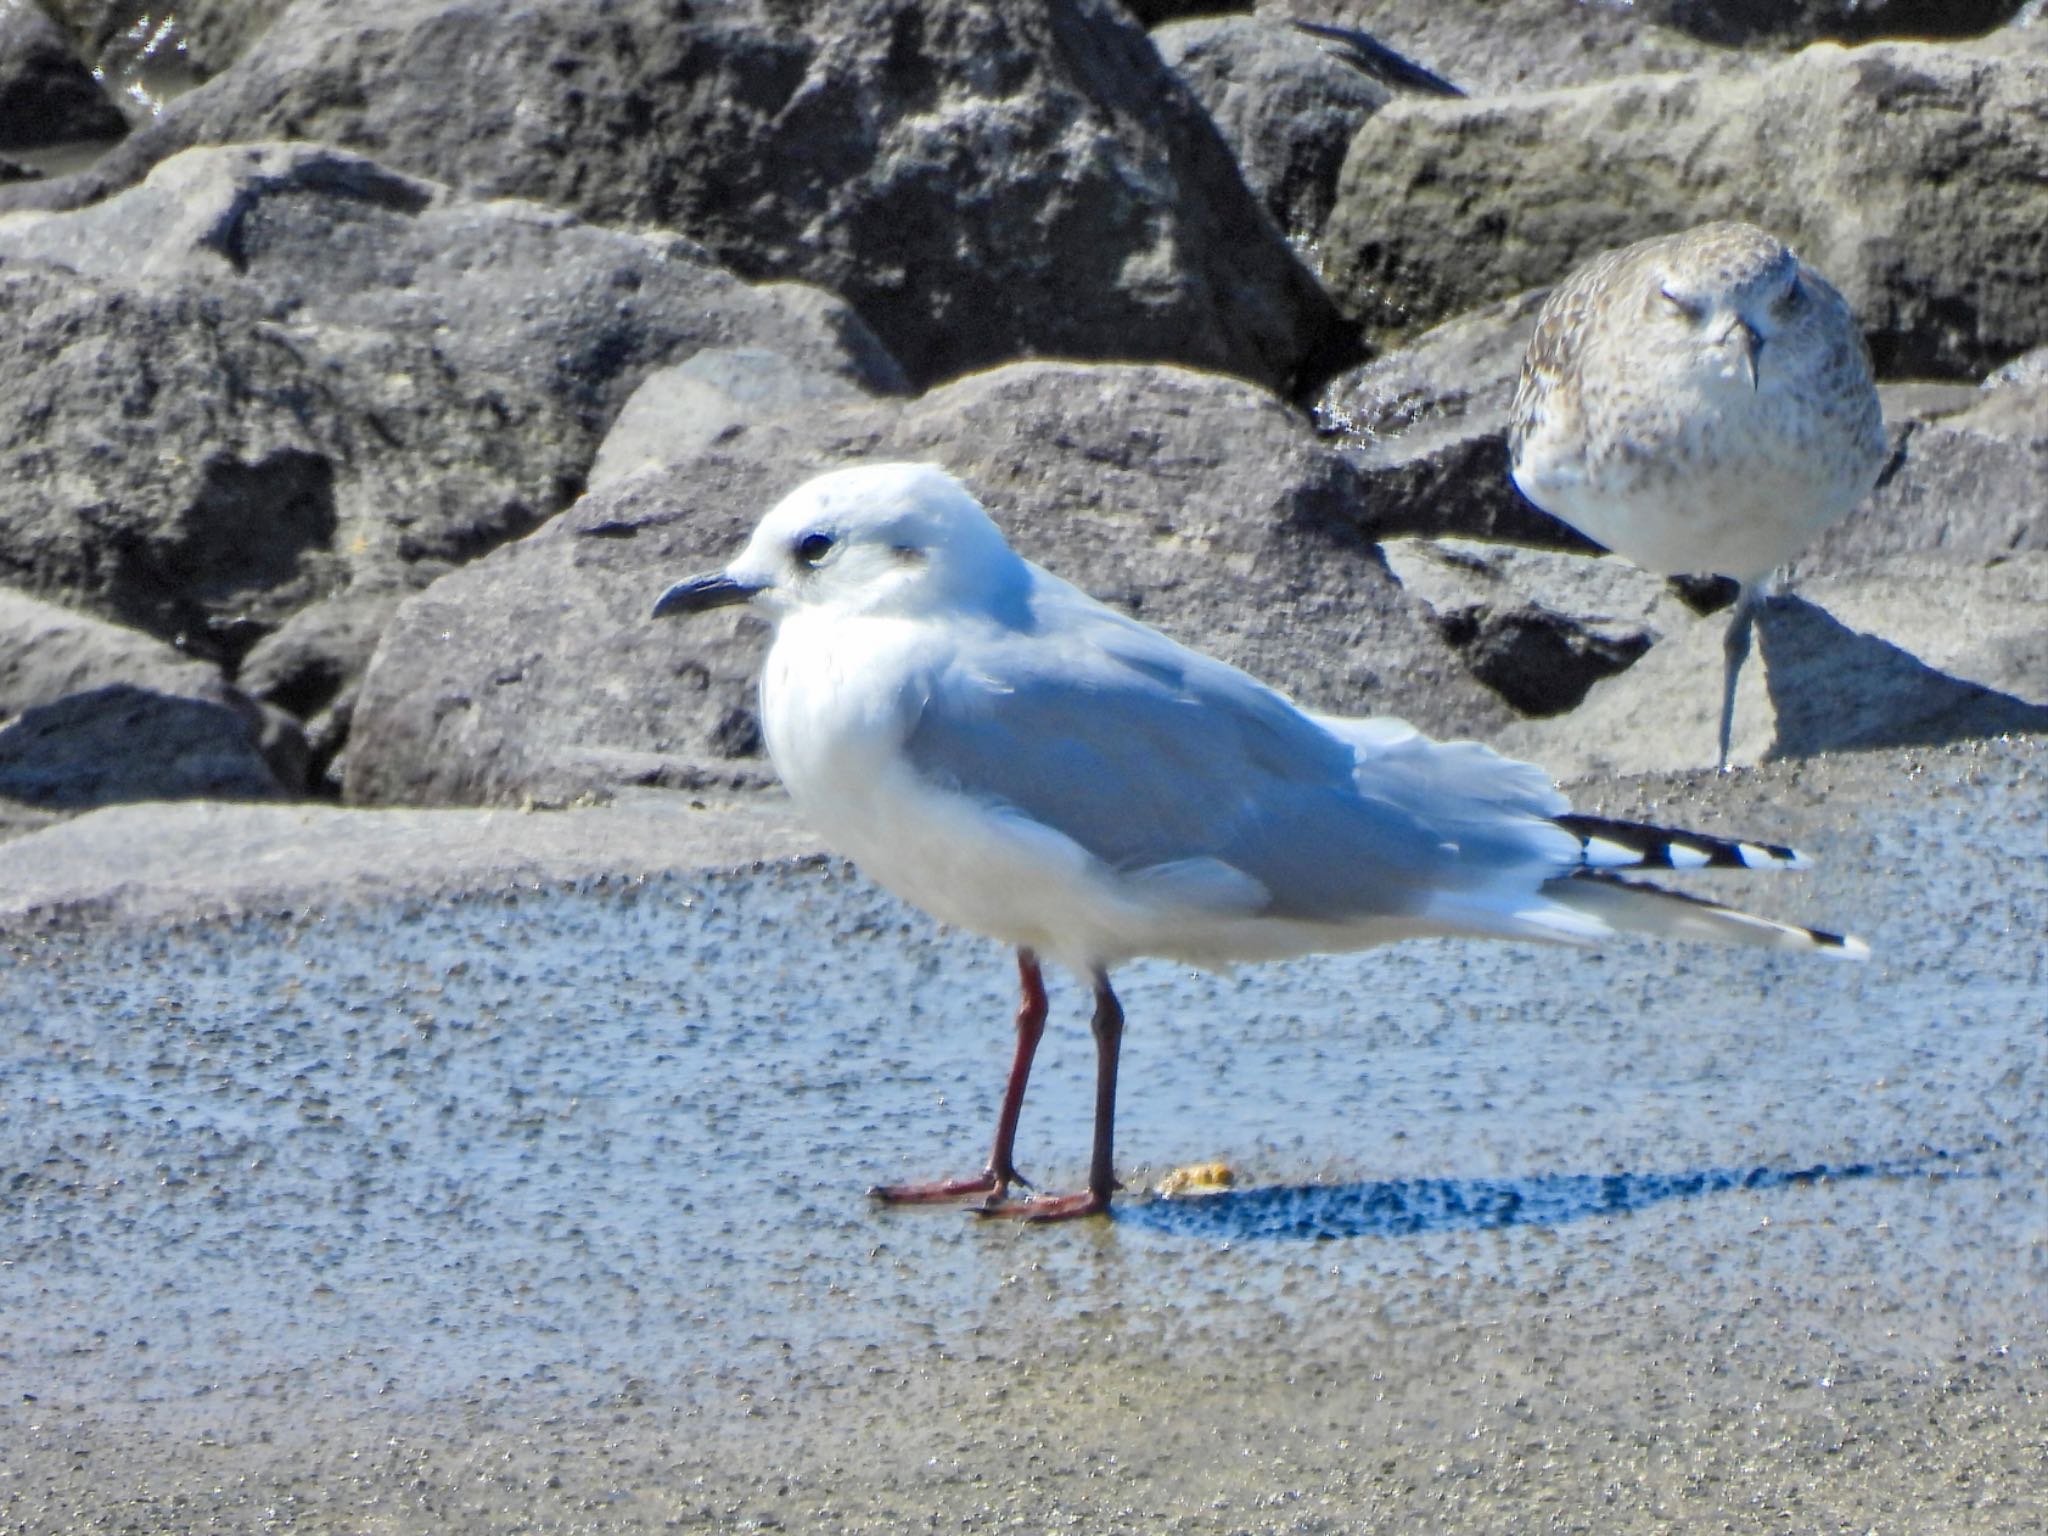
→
(1731, 320, 1763, 390)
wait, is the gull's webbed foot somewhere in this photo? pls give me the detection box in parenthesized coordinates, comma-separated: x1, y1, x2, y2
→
(869, 1166, 1030, 1205)
(972, 1186, 1114, 1223)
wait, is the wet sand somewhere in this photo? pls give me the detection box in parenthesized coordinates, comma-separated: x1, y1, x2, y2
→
(3, 739, 2044, 1532)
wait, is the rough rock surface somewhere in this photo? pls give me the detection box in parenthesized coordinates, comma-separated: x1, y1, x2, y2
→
(0, 588, 299, 812)
(1804, 385, 2048, 576)
(0, 792, 815, 925)
(1252, 0, 1738, 95)
(1314, 288, 1592, 548)
(1379, 539, 1681, 717)
(1323, 40, 2048, 376)
(0, 142, 906, 434)
(1987, 345, 2048, 390)
(0, 143, 901, 776)
(1153, 15, 1387, 245)
(588, 348, 872, 492)
(13, 0, 1340, 393)
(0, 0, 126, 149)
(0, 258, 583, 664)
(344, 362, 1511, 809)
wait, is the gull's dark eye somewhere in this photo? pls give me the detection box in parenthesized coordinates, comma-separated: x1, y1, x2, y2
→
(1776, 276, 1807, 315)
(795, 531, 835, 568)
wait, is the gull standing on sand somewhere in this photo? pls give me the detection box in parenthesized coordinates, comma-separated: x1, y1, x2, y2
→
(654, 463, 1864, 1221)
(1509, 221, 1887, 770)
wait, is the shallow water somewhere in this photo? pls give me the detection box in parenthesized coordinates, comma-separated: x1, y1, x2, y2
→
(3, 742, 2045, 1531)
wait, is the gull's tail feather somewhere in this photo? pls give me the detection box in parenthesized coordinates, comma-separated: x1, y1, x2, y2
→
(1555, 813, 1808, 873)
(1552, 873, 1868, 961)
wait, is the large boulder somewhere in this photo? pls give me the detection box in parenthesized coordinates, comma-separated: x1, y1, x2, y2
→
(0, 588, 299, 812)
(1803, 385, 2048, 576)
(344, 362, 1513, 809)
(0, 259, 585, 665)
(17, 0, 1341, 393)
(0, 142, 906, 434)
(1152, 15, 1389, 245)
(1322, 39, 2048, 377)
(0, 143, 901, 783)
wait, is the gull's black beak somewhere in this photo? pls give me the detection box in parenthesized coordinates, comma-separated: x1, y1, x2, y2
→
(652, 573, 760, 619)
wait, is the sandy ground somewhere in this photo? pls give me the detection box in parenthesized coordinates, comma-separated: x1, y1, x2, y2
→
(2, 738, 2044, 1533)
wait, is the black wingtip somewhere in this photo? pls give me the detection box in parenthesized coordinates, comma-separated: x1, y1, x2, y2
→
(1555, 812, 1807, 872)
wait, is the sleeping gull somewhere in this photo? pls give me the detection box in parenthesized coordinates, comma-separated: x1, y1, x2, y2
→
(654, 463, 1865, 1221)
(1509, 222, 1887, 771)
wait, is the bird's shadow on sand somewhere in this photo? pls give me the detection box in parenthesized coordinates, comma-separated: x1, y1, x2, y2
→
(1118, 1150, 1976, 1241)
(1757, 595, 2048, 756)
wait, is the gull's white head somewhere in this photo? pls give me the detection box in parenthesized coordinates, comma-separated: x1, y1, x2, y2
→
(652, 463, 1026, 626)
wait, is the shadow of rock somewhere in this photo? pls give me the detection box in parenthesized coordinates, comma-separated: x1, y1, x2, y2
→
(1121, 1150, 1974, 1241)
(0, 684, 287, 808)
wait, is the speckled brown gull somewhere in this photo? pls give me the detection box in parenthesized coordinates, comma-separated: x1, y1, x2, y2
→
(1509, 222, 1887, 770)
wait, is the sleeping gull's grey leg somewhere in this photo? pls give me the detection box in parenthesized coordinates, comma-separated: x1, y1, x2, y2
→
(1718, 580, 1760, 774)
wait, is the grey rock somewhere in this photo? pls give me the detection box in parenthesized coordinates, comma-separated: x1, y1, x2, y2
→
(1495, 554, 2048, 779)
(153, 0, 295, 80)
(1380, 539, 1683, 716)
(590, 348, 872, 492)
(18, 0, 1340, 393)
(0, 587, 299, 810)
(0, 260, 584, 666)
(345, 361, 1510, 810)
(1804, 386, 2048, 576)
(1153, 15, 1388, 244)
(0, 142, 907, 430)
(0, 793, 818, 917)
(36, 0, 267, 117)
(236, 591, 406, 791)
(1315, 288, 1593, 548)
(1986, 345, 2048, 390)
(1323, 40, 2048, 377)
(0, 143, 901, 764)
(1253, 0, 1739, 96)
(0, 0, 126, 148)
(1641, 0, 2028, 46)
(0, 685, 287, 808)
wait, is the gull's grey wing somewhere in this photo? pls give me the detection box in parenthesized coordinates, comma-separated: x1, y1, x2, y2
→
(903, 587, 1569, 922)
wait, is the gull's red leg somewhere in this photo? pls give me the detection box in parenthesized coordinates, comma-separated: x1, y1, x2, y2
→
(979, 969, 1123, 1222)
(870, 949, 1048, 1204)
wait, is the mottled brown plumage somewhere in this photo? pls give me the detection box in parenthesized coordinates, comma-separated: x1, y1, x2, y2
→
(1508, 222, 1886, 768)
